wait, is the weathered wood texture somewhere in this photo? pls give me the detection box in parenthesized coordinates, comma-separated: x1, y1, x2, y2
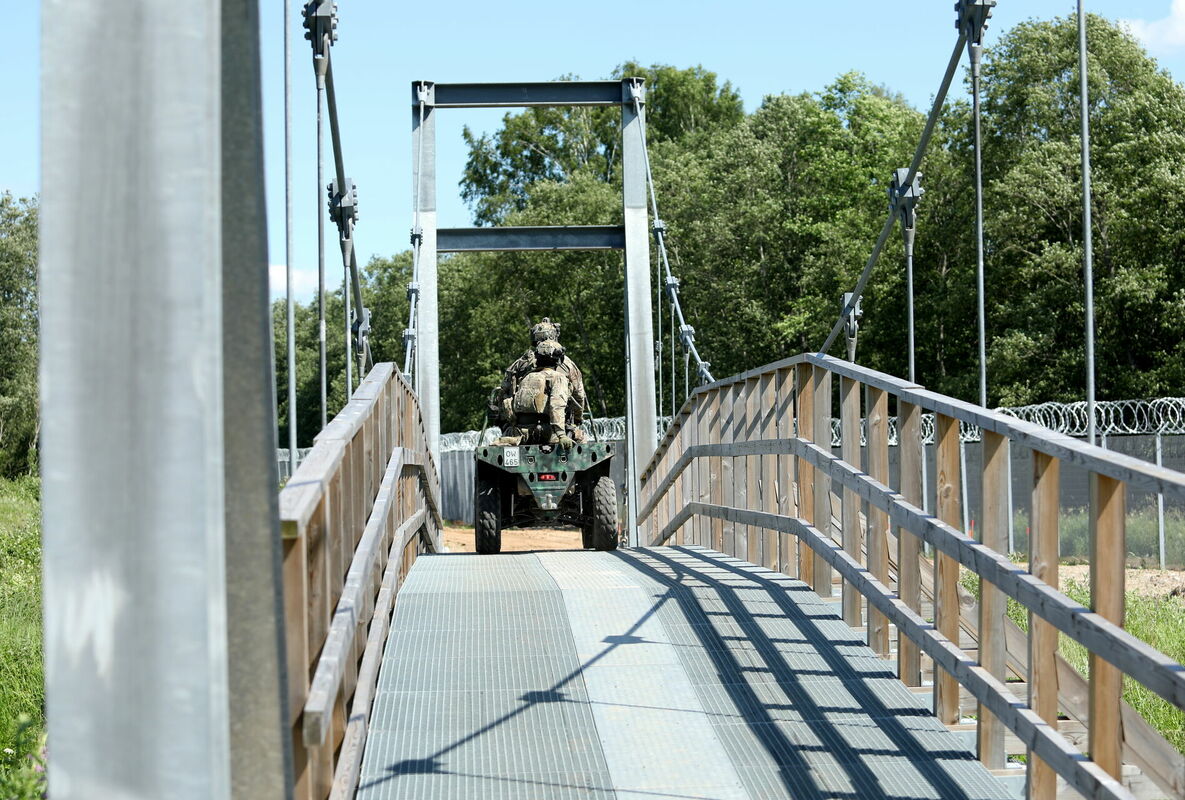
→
(636, 353, 1185, 800)
(278, 363, 443, 800)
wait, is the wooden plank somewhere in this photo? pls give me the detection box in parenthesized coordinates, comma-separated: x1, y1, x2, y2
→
(723, 384, 739, 557)
(866, 386, 890, 656)
(1030, 450, 1061, 800)
(1090, 473, 1126, 781)
(978, 430, 1009, 769)
(934, 413, 962, 724)
(696, 396, 710, 548)
(840, 375, 863, 627)
(305, 497, 331, 679)
(796, 364, 816, 590)
(811, 365, 832, 597)
(898, 400, 923, 686)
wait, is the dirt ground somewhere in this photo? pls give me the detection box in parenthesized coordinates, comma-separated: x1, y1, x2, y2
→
(441, 526, 1185, 597)
(442, 525, 584, 553)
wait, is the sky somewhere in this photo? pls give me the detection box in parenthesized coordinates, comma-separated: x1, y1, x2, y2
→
(7, 1, 1185, 302)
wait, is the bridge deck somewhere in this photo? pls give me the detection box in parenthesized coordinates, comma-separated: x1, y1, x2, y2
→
(356, 547, 1016, 800)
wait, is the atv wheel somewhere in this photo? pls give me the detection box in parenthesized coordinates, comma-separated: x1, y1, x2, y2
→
(475, 475, 502, 554)
(592, 474, 618, 551)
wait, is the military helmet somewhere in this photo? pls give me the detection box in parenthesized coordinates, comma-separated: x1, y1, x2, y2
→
(531, 317, 560, 344)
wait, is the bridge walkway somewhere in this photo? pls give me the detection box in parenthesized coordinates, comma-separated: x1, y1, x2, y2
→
(355, 547, 1016, 800)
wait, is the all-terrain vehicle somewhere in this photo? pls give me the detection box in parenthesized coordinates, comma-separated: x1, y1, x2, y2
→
(473, 439, 618, 554)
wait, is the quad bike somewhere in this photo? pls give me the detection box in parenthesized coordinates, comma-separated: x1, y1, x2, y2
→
(473, 436, 618, 554)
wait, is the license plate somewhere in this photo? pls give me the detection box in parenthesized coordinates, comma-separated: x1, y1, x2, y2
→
(503, 447, 520, 467)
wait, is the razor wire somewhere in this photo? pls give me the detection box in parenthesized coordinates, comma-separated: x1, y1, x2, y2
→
(433, 398, 1185, 453)
(627, 81, 714, 389)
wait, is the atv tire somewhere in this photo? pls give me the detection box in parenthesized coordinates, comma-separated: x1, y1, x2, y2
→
(475, 475, 502, 554)
(592, 474, 618, 551)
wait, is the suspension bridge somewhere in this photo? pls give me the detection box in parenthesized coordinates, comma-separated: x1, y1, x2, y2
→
(34, 2, 1185, 800)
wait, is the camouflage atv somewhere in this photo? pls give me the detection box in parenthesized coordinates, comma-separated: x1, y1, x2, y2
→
(473, 439, 618, 554)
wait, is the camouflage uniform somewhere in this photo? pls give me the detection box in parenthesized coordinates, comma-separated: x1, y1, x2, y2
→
(489, 318, 588, 446)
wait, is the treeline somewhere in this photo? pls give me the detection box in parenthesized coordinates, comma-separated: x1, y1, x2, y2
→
(273, 15, 1184, 443)
(2, 16, 1183, 473)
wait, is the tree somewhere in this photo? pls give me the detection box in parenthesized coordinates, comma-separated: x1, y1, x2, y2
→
(0, 194, 39, 476)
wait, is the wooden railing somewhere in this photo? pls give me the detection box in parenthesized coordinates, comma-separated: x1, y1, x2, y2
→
(279, 363, 443, 800)
(639, 353, 1185, 800)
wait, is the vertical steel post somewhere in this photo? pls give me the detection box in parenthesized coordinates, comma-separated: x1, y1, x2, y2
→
(1157, 431, 1167, 568)
(1079, 1, 1098, 445)
(41, 0, 290, 795)
(412, 83, 441, 463)
(622, 79, 658, 545)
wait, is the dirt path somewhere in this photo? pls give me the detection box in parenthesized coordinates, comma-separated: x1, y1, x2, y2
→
(441, 525, 583, 553)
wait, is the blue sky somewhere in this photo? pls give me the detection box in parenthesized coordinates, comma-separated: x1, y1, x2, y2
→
(7, 2, 1185, 301)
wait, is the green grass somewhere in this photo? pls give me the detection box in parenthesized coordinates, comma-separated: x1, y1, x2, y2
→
(0, 476, 45, 797)
(1009, 507, 1185, 567)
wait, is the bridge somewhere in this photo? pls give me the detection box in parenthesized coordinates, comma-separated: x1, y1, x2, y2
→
(33, 2, 1185, 800)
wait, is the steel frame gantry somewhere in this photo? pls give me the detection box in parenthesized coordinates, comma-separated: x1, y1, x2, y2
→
(411, 79, 658, 543)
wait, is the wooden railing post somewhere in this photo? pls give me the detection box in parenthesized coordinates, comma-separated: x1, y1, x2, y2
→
(745, 377, 761, 562)
(1030, 451, 1061, 800)
(795, 364, 816, 591)
(776, 368, 797, 577)
(866, 386, 890, 656)
(708, 389, 724, 551)
(978, 431, 1008, 769)
(761, 372, 778, 570)
(811, 365, 833, 597)
(696, 395, 710, 548)
(897, 400, 923, 686)
(840, 375, 863, 627)
(1090, 472, 1125, 781)
(934, 414, 962, 725)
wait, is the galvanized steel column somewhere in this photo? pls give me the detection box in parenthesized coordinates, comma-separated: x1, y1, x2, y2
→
(622, 79, 658, 545)
(412, 83, 440, 464)
(41, 0, 289, 796)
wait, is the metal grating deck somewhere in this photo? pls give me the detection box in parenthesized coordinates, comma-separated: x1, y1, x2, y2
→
(356, 546, 1018, 799)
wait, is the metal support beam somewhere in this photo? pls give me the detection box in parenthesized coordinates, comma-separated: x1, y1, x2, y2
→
(622, 79, 658, 545)
(437, 225, 625, 252)
(41, 0, 289, 796)
(426, 81, 623, 108)
(412, 83, 440, 463)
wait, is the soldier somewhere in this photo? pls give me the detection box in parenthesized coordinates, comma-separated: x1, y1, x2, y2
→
(489, 317, 587, 447)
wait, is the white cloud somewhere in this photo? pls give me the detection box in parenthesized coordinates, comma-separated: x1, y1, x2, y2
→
(268, 263, 320, 302)
(1124, 0, 1185, 53)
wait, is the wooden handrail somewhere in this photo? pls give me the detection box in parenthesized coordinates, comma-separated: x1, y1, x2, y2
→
(638, 353, 1185, 800)
(278, 363, 443, 800)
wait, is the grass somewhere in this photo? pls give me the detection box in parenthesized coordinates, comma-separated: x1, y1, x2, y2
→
(960, 565, 1185, 756)
(0, 476, 45, 797)
(1009, 507, 1185, 567)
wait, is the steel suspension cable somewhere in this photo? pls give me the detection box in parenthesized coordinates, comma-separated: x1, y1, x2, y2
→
(818, 32, 968, 357)
(629, 86, 715, 385)
(403, 86, 428, 378)
(284, 0, 298, 473)
(315, 46, 328, 427)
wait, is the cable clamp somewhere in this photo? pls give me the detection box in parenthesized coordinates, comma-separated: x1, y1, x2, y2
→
(327, 178, 358, 228)
(888, 168, 924, 228)
(652, 219, 667, 236)
(664, 275, 681, 302)
(410, 228, 423, 246)
(955, 0, 995, 47)
(406, 282, 419, 301)
(352, 307, 371, 340)
(402, 328, 417, 347)
(627, 79, 645, 105)
(302, 0, 338, 56)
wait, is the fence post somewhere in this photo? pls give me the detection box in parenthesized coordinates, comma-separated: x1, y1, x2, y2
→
(1029, 451, 1061, 800)
(761, 372, 779, 570)
(866, 386, 890, 656)
(934, 414, 962, 725)
(1157, 431, 1166, 569)
(777, 368, 797, 577)
(897, 400, 923, 686)
(978, 431, 1008, 768)
(1089, 472, 1126, 781)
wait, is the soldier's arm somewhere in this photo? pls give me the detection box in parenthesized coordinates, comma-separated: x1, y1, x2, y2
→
(565, 358, 587, 422)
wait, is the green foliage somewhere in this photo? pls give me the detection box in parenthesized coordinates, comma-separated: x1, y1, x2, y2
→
(0, 476, 44, 792)
(0, 195, 39, 478)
